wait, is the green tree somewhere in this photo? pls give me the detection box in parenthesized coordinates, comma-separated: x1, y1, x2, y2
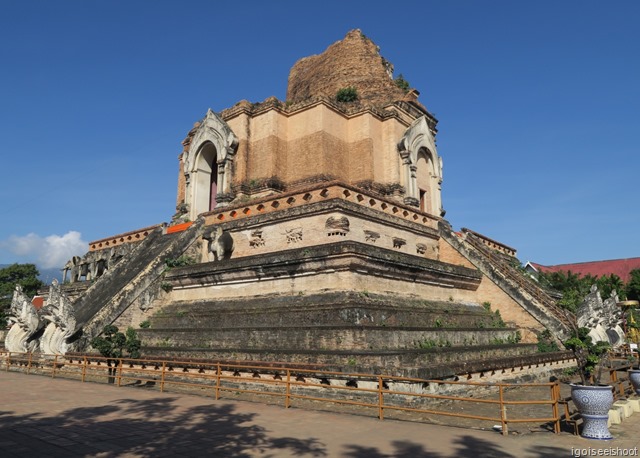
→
(0, 264, 43, 326)
(540, 269, 634, 311)
(626, 269, 640, 301)
(564, 326, 610, 385)
(595, 273, 626, 300)
(539, 270, 594, 312)
(91, 325, 141, 383)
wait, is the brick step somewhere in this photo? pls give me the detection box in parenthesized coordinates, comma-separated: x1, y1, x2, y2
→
(149, 293, 497, 330)
(139, 326, 521, 351)
(139, 343, 539, 376)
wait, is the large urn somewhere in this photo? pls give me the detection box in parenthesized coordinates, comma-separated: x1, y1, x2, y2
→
(570, 384, 614, 440)
(629, 369, 640, 395)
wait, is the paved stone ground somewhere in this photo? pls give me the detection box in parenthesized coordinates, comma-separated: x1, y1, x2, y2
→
(1, 371, 639, 457)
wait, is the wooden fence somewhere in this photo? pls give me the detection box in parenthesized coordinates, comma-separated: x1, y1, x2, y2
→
(0, 351, 563, 436)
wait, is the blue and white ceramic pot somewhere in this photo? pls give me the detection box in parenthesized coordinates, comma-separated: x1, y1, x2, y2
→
(629, 369, 640, 395)
(570, 384, 614, 440)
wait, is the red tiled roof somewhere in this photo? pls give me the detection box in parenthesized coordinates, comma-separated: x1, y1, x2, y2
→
(529, 258, 640, 283)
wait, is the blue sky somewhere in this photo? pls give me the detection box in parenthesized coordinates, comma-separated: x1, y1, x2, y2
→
(0, 1, 638, 270)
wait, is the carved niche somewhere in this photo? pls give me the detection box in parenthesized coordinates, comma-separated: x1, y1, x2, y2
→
(326, 216, 350, 237)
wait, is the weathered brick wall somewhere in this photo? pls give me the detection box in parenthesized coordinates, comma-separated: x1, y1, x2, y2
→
(223, 103, 409, 194)
(438, 237, 475, 268)
(474, 278, 542, 343)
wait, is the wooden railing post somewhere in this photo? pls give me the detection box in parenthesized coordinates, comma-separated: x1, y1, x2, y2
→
(552, 382, 560, 434)
(285, 370, 291, 409)
(215, 363, 221, 400)
(160, 362, 166, 392)
(609, 366, 625, 398)
(117, 359, 123, 387)
(378, 376, 384, 421)
(82, 356, 87, 382)
(52, 355, 58, 378)
(499, 384, 508, 436)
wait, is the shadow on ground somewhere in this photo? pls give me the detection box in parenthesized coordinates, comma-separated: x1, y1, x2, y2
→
(342, 435, 570, 458)
(0, 396, 326, 457)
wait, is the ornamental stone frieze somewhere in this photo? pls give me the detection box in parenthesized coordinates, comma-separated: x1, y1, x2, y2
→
(63, 243, 134, 283)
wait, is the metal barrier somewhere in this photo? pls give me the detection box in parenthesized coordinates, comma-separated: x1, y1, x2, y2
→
(0, 351, 562, 436)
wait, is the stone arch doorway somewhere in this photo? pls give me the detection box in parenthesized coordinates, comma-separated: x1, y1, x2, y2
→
(182, 109, 239, 220)
(416, 148, 436, 214)
(193, 142, 219, 215)
(397, 116, 443, 217)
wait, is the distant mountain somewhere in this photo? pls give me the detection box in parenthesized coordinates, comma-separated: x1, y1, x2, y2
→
(38, 267, 63, 284)
(0, 264, 63, 284)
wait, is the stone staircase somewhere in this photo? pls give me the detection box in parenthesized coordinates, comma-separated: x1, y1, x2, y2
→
(69, 220, 204, 349)
(439, 222, 571, 341)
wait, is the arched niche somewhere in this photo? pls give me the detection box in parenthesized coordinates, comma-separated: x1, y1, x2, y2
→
(193, 142, 219, 214)
(397, 116, 444, 217)
(183, 109, 238, 219)
(416, 148, 439, 214)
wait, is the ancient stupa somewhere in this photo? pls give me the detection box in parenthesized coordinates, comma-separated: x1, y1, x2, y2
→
(7, 30, 570, 381)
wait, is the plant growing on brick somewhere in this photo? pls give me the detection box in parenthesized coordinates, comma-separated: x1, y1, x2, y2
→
(165, 255, 196, 269)
(336, 87, 358, 103)
(536, 329, 559, 353)
(394, 74, 410, 92)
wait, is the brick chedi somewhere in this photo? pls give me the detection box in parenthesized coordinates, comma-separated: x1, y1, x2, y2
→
(11, 30, 572, 384)
(287, 29, 410, 107)
(176, 30, 441, 221)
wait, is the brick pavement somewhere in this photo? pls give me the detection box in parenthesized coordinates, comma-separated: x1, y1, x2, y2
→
(1, 371, 639, 457)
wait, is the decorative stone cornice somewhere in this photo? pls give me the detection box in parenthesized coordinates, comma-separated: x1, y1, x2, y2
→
(201, 181, 442, 233)
(165, 240, 482, 291)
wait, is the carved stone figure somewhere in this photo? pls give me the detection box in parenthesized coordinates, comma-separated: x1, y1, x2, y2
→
(39, 279, 77, 355)
(249, 229, 265, 248)
(62, 243, 133, 285)
(286, 228, 303, 244)
(416, 243, 427, 255)
(204, 226, 234, 261)
(576, 285, 625, 346)
(392, 237, 406, 249)
(5, 285, 41, 352)
(62, 256, 82, 283)
(364, 230, 380, 243)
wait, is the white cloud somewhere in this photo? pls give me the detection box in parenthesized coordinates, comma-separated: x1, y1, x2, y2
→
(2, 231, 87, 268)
